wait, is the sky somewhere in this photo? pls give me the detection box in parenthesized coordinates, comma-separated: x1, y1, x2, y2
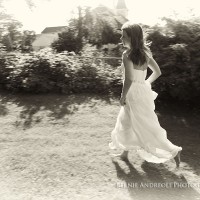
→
(2, 0, 200, 33)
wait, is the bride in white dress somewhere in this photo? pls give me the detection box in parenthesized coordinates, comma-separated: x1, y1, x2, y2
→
(109, 22, 182, 168)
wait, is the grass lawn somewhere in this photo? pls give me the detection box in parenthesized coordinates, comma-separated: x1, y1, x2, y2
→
(0, 92, 200, 200)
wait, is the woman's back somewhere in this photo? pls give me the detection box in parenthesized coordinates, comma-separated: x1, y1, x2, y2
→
(122, 63, 147, 83)
(121, 52, 151, 83)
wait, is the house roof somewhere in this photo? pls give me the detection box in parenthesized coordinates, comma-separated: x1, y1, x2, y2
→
(116, 0, 127, 9)
(41, 26, 68, 34)
(32, 33, 59, 47)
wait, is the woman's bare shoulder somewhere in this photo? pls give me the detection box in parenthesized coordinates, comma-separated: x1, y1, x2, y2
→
(122, 51, 134, 70)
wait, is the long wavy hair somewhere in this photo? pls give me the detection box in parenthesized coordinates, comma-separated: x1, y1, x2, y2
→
(121, 22, 152, 66)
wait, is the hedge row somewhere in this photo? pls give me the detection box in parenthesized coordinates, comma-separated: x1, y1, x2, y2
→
(0, 48, 200, 105)
(0, 49, 122, 95)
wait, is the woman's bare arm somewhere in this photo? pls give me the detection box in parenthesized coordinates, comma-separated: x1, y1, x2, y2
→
(146, 57, 162, 84)
(121, 53, 133, 99)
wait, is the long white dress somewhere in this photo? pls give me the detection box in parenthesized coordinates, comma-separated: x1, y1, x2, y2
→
(109, 60, 182, 163)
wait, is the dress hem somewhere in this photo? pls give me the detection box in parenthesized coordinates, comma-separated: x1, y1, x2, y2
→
(109, 142, 182, 163)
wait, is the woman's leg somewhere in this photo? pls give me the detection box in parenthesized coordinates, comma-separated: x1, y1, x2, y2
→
(174, 150, 182, 168)
(121, 150, 128, 159)
(111, 150, 129, 160)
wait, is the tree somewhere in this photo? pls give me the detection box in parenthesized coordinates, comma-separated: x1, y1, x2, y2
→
(146, 17, 200, 103)
(51, 6, 88, 53)
(20, 30, 36, 52)
(0, 2, 23, 51)
(51, 28, 82, 53)
(1, 20, 22, 51)
(82, 6, 93, 40)
(86, 5, 124, 47)
(101, 22, 120, 45)
(52, 5, 122, 52)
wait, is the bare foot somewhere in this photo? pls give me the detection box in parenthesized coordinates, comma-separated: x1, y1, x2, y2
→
(110, 151, 128, 160)
(174, 150, 181, 168)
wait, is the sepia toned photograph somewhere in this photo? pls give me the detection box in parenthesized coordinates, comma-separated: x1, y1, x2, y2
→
(0, 0, 200, 199)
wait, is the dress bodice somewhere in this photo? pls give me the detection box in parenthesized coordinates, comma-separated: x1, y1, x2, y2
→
(121, 63, 147, 83)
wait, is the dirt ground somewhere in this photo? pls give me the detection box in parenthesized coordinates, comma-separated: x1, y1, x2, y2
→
(0, 92, 200, 200)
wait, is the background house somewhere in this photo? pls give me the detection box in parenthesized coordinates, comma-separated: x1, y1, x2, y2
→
(32, 26, 67, 51)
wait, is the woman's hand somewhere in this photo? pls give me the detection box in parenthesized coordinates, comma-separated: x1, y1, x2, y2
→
(120, 96, 126, 106)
